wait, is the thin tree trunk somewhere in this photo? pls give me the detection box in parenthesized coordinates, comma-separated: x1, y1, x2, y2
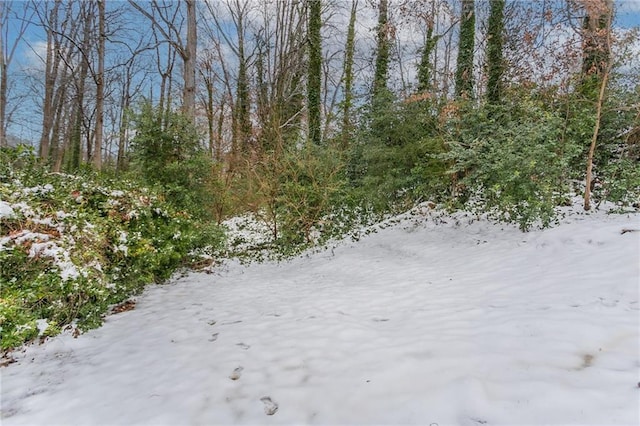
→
(69, 4, 92, 171)
(584, 0, 613, 211)
(39, 0, 63, 159)
(50, 81, 67, 171)
(0, 28, 6, 147)
(0, 2, 6, 146)
(117, 76, 131, 172)
(0, 2, 33, 146)
(56, 93, 73, 172)
(442, 29, 454, 100)
(205, 76, 215, 157)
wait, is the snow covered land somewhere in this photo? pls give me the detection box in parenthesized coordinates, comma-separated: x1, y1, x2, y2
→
(1, 205, 639, 425)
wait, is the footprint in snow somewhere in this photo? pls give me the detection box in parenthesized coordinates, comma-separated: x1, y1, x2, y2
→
(209, 333, 219, 342)
(236, 342, 250, 350)
(260, 396, 278, 415)
(229, 366, 243, 380)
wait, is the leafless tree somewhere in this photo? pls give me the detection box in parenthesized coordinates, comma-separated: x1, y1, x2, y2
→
(0, 2, 33, 146)
(129, 0, 197, 122)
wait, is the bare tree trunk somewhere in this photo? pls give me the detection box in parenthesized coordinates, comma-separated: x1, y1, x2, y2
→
(55, 90, 74, 171)
(117, 73, 131, 172)
(50, 81, 68, 171)
(38, 0, 62, 159)
(93, 0, 105, 169)
(216, 97, 225, 162)
(68, 2, 93, 171)
(584, 0, 613, 211)
(206, 80, 215, 156)
(234, 0, 251, 154)
(0, 13, 5, 147)
(442, 26, 454, 100)
(184, 0, 196, 121)
(129, 0, 196, 122)
(0, 2, 33, 146)
(164, 48, 175, 126)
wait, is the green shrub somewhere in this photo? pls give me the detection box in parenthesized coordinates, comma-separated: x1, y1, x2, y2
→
(351, 96, 448, 212)
(245, 145, 346, 252)
(129, 103, 216, 220)
(444, 101, 577, 230)
(0, 147, 224, 350)
(275, 146, 346, 246)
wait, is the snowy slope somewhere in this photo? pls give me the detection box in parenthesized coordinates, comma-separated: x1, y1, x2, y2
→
(1, 207, 639, 426)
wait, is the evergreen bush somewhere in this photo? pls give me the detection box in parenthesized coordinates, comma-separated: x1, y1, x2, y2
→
(444, 101, 577, 230)
(0, 146, 224, 350)
(129, 103, 217, 220)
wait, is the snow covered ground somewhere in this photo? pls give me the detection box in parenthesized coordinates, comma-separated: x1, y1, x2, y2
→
(1, 206, 639, 425)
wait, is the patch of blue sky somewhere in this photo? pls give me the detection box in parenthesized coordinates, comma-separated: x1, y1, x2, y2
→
(616, 0, 640, 28)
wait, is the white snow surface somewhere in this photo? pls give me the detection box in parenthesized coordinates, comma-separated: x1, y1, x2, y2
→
(2, 208, 639, 426)
(0, 200, 15, 219)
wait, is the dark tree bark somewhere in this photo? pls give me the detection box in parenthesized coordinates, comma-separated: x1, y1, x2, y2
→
(454, 0, 475, 99)
(93, 0, 105, 169)
(486, 0, 505, 104)
(307, 0, 322, 145)
(417, 9, 436, 93)
(372, 0, 390, 98)
(183, 0, 196, 120)
(341, 0, 357, 149)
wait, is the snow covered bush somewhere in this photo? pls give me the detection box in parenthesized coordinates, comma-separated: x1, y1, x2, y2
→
(0, 146, 224, 350)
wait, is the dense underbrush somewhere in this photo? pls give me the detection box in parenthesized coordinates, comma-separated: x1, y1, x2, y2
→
(0, 147, 224, 350)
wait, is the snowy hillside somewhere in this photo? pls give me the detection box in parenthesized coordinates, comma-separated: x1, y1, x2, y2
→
(1, 206, 639, 425)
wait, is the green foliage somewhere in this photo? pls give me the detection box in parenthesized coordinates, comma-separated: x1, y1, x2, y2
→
(596, 157, 640, 206)
(0, 144, 43, 182)
(276, 146, 346, 245)
(129, 103, 215, 220)
(247, 145, 346, 251)
(0, 147, 224, 350)
(444, 101, 575, 230)
(351, 96, 449, 212)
